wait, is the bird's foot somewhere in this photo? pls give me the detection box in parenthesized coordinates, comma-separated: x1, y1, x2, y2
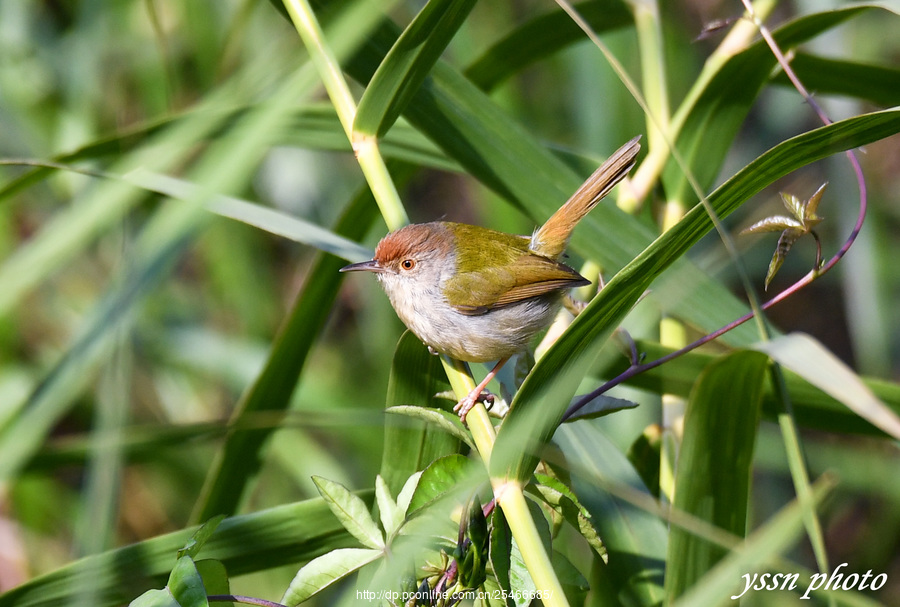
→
(454, 390, 496, 424)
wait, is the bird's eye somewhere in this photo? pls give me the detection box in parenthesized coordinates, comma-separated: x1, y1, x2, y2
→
(400, 259, 416, 270)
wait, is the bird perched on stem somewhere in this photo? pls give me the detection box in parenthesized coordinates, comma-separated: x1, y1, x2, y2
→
(342, 137, 640, 422)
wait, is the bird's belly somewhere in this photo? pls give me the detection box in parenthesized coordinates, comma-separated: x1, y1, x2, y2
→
(405, 295, 563, 363)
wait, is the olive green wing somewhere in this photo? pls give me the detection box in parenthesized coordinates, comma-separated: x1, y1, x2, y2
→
(444, 253, 589, 316)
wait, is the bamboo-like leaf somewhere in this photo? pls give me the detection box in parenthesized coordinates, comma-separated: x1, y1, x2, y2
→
(380, 331, 463, 495)
(0, 493, 372, 607)
(280, 548, 382, 606)
(602, 339, 900, 437)
(665, 351, 768, 600)
(671, 476, 836, 607)
(773, 51, 900, 107)
(354, 0, 477, 137)
(554, 422, 667, 606)
(755, 333, 900, 440)
(313, 476, 385, 549)
(124, 169, 373, 263)
(464, 0, 632, 90)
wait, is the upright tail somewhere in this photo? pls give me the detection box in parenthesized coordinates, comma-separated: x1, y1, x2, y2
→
(531, 136, 640, 259)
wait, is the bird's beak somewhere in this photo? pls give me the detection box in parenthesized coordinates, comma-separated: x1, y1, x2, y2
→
(340, 259, 384, 273)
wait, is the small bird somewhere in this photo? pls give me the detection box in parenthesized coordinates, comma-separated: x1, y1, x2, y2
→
(342, 137, 640, 421)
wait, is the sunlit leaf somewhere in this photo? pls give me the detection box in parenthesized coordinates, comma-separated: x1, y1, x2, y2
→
(280, 548, 382, 606)
(313, 476, 385, 549)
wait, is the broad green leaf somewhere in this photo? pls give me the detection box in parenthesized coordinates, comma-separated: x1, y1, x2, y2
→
(380, 331, 462, 496)
(129, 589, 180, 607)
(671, 477, 836, 607)
(665, 351, 768, 600)
(178, 516, 225, 560)
(492, 108, 900, 482)
(167, 557, 208, 607)
(756, 333, 900, 440)
(281, 548, 382, 606)
(406, 453, 481, 516)
(313, 476, 385, 549)
(554, 422, 667, 606)
(354, 0, 477, 137)
(0, 493, 372, 607)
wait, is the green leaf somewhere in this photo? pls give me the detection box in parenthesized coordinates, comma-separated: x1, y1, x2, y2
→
(396, 471, 421, 516)
(755, 333, 900, 440)
(665, 350, 768, 600)
(463, 0, 632, 90)
(123, 170, 373, 263)
(380, 331, 462, 495)
(193, 560, 230, 606)
(554, 422, 667, 606)
(531, 475, 606, 559)
(671, 476, 836, 607)
(0, 493, 373, 607)
(129, 589, 180, 607)
(773, 51, 900, 107)
(385, 405, 475, 450)
(280, 548, 383, 606)
(560, 393, 638, 422)
(354, 0, 477, 137)
(406, 454, 481, 516)
(375, 475, 403, 538)
(177, 516, 225, 560)
(313, 476, 385, 550)
(167, 557, 208, 607)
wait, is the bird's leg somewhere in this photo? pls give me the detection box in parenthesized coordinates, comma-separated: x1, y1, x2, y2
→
(455, 357, 510, 423)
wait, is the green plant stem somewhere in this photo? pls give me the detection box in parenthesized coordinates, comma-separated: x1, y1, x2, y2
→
(281, 0, 408, 231)
(440, 357, 569, 607)
(631, 0, 669, 159)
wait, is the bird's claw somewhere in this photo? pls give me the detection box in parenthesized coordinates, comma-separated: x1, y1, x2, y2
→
(454, 390, 496, 424)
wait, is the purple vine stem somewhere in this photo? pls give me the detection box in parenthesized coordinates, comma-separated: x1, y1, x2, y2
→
(564, 4, 868, 421)
(207, 595, 287, 607)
